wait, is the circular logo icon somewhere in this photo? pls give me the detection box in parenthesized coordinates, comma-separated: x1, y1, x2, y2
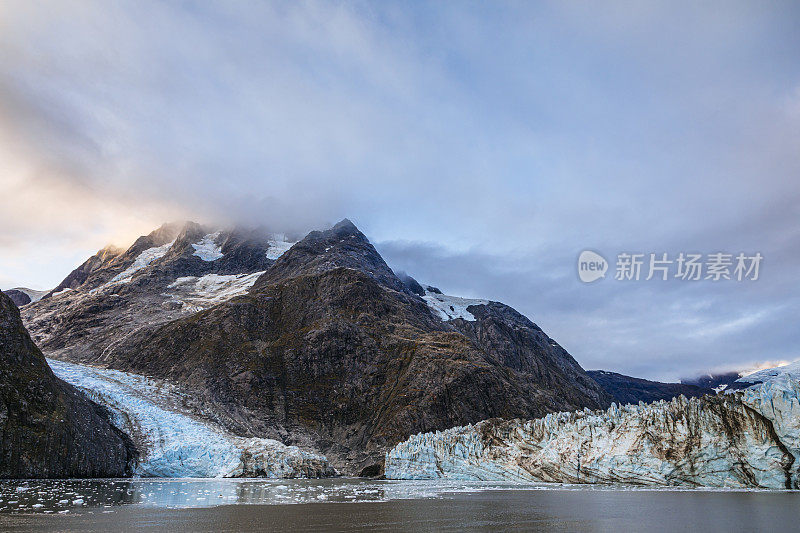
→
(578, 250, 608, 283)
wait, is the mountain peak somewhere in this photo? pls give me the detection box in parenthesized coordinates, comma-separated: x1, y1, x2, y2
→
(332, 218, 357, 231)
(251, 219, 404, 293)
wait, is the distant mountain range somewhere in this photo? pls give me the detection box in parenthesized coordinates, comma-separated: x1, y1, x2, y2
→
(588, 370, 713, 405)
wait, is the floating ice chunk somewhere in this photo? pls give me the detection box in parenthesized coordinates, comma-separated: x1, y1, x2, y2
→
(191, 232, 224, 261)
(421, 286, 487, 321)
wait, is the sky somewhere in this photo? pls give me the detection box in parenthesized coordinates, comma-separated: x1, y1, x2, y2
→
(1, 0, 798, 381)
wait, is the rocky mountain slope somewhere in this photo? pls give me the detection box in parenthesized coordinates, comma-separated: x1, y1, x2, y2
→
(22, 219, 611, 475)
(0, 292, 136, 478)
(385, 362, 800, 488)
(587, 370, 713, 405)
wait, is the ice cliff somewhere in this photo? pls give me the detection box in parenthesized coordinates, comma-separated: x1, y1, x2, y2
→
(385, 365, 800, 489)
(49, 359, 335, 478)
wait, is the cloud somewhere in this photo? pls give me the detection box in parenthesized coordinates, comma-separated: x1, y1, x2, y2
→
(377, 239, 800, 382)
(0, 0, 798, 378)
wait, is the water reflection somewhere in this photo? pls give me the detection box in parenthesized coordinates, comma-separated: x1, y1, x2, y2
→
(0, 478, 790, 514)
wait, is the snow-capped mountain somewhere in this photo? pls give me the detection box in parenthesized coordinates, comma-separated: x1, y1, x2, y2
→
(681, 371, 745, 394)
(21, 219, 611, 476)
(22, 221, 297, 363)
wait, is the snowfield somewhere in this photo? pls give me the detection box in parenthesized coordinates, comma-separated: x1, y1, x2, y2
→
(48, 359, 334, 478)
(737, 360, 800, 386)
(422, 286, 488, 321)
(108, 240, 177, 285)
(266, 235, 295, 260)
(164, 271, 265, 313)
(191, 232, 224, 261)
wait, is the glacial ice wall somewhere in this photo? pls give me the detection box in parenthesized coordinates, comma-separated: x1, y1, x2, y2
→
(386, 373, 800, 488)
(49, 359, 334, 478)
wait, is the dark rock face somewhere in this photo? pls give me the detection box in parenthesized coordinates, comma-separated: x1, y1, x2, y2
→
(0, 292, 136, 478)
(68, 220, 613, 474)
(587, 370, 713, 405)
(44, 245, 125, 299)
(2, 290, 30, 307)
(251, 219, 406, 294)
(396, 272, 425, 296)
(453, 304, 612, 411)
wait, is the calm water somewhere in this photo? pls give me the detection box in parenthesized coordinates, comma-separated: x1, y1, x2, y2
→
(0, 478, 798, 532)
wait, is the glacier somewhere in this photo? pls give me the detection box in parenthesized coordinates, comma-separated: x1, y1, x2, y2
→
(266, 235, 295, 260)
(385, 365, 800, 488)
(48, 359, 334, 478)
(191, 232, 224, 261)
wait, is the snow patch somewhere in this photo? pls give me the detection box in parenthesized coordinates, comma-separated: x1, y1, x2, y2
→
(108, 240, 176, 285)
(51, 288, 72, 297)
(165, 271, 264, 312)
(266, 235, 295, 260)
(191, 232, 224, 261)
(422, 286, 488, 321)
(48, 359, 332, 478)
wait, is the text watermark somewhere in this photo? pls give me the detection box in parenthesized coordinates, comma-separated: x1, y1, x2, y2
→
(578, 251, 762, 283)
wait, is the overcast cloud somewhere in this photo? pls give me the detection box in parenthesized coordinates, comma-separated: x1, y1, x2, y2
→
(0, 0, 798, 380)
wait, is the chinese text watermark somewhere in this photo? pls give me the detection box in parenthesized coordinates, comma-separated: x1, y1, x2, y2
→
(578, 251, 762, 283)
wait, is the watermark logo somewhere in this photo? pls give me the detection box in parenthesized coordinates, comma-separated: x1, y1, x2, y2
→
(578, 250, 608, 283)
(577, 251, 762, 282)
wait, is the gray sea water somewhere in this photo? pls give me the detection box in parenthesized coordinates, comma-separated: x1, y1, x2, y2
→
(0, 478, 798, 532)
